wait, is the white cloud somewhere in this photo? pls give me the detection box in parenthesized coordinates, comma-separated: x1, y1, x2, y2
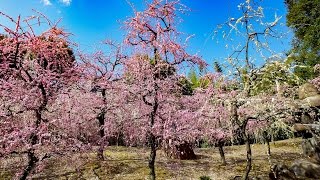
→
(60, 0, 72, 6)
(41, 0, 52, 6)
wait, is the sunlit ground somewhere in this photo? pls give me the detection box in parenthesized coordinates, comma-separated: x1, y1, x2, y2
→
(0, 138, 306, 180)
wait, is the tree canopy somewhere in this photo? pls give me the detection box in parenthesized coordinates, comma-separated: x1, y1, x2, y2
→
(285, 0, 320, 80)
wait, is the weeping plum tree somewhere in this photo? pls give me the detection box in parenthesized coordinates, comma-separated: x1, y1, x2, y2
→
(123, 0, 205, 179)
(79, 40, 127, 160)
(190, 74, 234, 165)
(0, 13, 87, 179)
(122, 53, 204, 180)
(213, 0, 286, 179)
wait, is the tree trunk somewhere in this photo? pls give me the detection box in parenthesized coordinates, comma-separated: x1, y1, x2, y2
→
(20, 109, 42, 179)
(19, 82, 47, 179)
(242, 133, 252, 180)
(97, 89, 106, 160)
(230, 100, 252, 179)
(97, 146, 104, 160)
(263, 131, 271, 157)
(20, 150, 38, 180)
(148, 134, 156, 180)
(218, 142, 226, 165)
(230, 100, 244, 145)
(266, 138, 273, 172)
(266, 139, 271, 157)
(97, 112, 105, 160)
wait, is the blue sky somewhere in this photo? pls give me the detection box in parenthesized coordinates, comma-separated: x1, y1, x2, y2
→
(0, 0, 293, 69)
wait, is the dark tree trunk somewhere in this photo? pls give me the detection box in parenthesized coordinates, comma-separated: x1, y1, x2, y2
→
(97, 112, 105, 160)
(20, 83, 47, 179)
(230, 100, 244, 145)
(218, 142, 226, 165)
(231, 99, 252, 180)
(243, 133, 252, 180)
(116, 131, 124, 146)
(148, 134, 156, 180)
(263, 131, 271, 160)
(266, 139, 273, 170)
(266, 139, 271, 157)
(20, 151, 38, 180)
(148, 103, 158, 180)
(97, 89, 106, 160)
(20, 110, 42, 179)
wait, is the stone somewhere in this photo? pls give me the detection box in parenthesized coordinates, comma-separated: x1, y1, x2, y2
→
(269, 160, 320, 179)
(301, 95, 320, 107)
(293, 123, 320, 163)
(293, 123, 320, 132)
(298, 83, 319, 100)
(291, 160, 320, 178)
(269, 164, 296, 180)
(275, 121, 320, 179)
(302, 138, 318, 160)
(301, 113, 314, 124)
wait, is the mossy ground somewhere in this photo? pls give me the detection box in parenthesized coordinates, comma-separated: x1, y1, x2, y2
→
(0, 138, 307, 180)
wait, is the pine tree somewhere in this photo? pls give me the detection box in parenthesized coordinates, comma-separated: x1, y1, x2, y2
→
(285, 0, 320, 80)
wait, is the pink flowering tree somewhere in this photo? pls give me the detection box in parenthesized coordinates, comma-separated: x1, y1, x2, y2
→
(78, 40, 127, 160)
(0, 13, 86, 179)
(164, 72, 231, 164)
(122, 55, 200, 177)
(123, 0, 205, 179)
(311, 64, 320, 91)
(182, 74, 232, 165)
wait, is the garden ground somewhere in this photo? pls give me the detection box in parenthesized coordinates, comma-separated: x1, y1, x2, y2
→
(0, 138, 307, 180)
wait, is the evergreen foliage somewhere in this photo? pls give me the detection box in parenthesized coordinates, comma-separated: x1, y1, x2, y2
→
(285, 0, 320, 80)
